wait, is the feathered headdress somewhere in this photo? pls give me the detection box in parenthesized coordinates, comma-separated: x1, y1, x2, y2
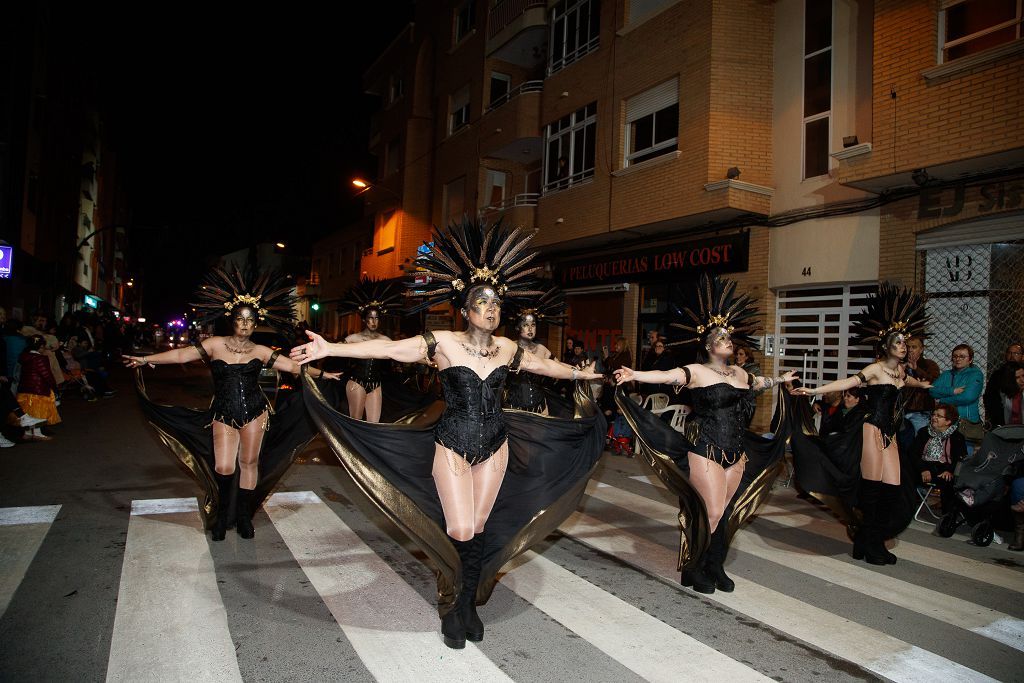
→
(339, 278, 403, 318)
(190, 267, 297, 332)
(668, 273, 761, 350)
(507, 286, 568, 328)
(851, 282, 929, 348)
(406, 217, 545, 314)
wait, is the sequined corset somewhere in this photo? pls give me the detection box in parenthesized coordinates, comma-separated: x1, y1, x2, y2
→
(861, 384, 903, 438)
(505, 370, 547, 412)
(350, 358, 384, 392)
(209, 359, 269, 427)
(435, 365, 510, 464)
(690, 383, 755, 454)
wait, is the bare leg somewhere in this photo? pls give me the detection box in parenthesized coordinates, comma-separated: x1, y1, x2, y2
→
(860, 423, 884, 481)
(879, 441, 901, 485)
(237, 412, 268, 490)
(347, 380, 367, 420)
(687, 452, 730, 533)
(212, 421, 241, 475)
(364, 387, 383, 424)
(471, 441, 509, 534)
(432, 444, 476, 541)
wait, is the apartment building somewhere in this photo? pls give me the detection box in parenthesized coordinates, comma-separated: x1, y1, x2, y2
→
(358, 0, 1023, 424)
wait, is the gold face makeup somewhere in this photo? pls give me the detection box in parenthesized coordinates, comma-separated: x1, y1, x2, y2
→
(519, 314, 537, 339)
(232, 307, 257, 334)
(364, 310, 380, 331)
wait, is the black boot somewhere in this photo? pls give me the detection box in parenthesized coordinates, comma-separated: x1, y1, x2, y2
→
(680, 555, 716, 594)
(857, 480, 888, 566)
(706, 523, 735, 592)
(1008, 511, 1024, 552)
(211, 472, 234, 542)
(453, 537, 484, 642)
(877, 484, 899, 565)
(236, 488, 256, 539)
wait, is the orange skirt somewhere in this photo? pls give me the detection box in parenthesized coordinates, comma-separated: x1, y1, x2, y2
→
(17, 392, 61, 425)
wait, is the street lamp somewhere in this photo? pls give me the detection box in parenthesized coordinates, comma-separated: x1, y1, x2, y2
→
(351, 177, 400, 200)
(276, 242, 286, 249)
(352, 179, 369, 189)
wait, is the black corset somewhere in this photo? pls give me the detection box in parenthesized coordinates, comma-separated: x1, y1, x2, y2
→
(209, 359, 269, 427)
(350, 358, 384, 391)
(689, 383, 755, 454)
(861, 384, 903, 438)
(434, 365, 509, 464)
(505, 370, 547, 412)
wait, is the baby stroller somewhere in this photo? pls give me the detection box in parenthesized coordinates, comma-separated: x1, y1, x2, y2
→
(937, 424, 1024, 545)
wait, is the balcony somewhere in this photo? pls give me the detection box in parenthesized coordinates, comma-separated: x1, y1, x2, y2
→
(480, 81, 543, 162)
(487, 0, 547, 67)
(479, 193, 540, 227)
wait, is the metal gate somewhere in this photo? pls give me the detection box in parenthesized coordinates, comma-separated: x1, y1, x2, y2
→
(773, 284, 877, 387)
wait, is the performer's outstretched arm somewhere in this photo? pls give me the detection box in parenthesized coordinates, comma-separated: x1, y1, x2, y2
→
(614, 365, 689, 386)
(124, 343, 204, 367)
(521, 353, 603, 381)
(794, 371, 866, 396)
(291, 330, 426, 365)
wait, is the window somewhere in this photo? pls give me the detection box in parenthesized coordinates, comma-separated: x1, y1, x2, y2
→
(388, 75, 404, 104)
(543, 102, 597, 192)
(940, 0, 1022, 62)
(484, 169, 509, 207)
(384, 138, 401, 177)
(443, 177, 466, 226)
(489, 72, 511, 107)
(377, 210, 397, 254)
(624, 79, 678, 166)
(454, 1, 476, 45)
(802, 0, 832, 180)
(549, 0, 601, 74)
(448, 86, 470, 135)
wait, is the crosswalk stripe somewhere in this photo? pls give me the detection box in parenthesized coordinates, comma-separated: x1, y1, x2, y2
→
(106, 498, 242, 683)
(503, 550, 772, 682)
(631, 472, 1024, 591)
(585, 481, 1024, 653)
(559, 511, 997, 683)
(263, 491, 512, 682)
(0, 505, 61, 618)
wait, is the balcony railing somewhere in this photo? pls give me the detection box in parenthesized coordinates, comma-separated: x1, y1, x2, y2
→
(480, 193, 540, 217)
(488, 0, 546, 39)
(484, 80, 543, 114)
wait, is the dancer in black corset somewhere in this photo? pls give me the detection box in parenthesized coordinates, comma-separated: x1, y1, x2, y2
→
(291, 219, 604, 649)
(125, 268, 340, 541)
(794, 283, 931, 565)
(615, 274, 797, 593)
(338, 279, 403, 422)
(504, 288, 567, 414)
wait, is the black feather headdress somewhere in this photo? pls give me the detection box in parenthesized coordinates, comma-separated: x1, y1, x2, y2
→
(668, 273, 761, 350)
(851, 282, 929, 348)
(406, 217, 545, 314)
(339, 278, 403, 318)
(508, 286, 568, 328)
(190, 267, 297, 333)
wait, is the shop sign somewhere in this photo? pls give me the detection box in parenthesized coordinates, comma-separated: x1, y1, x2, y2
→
(0, 245, 12, 279)
(918, 179, 1023, 219)
(84, 295, 100, 309)
(557, 232, 749, 287)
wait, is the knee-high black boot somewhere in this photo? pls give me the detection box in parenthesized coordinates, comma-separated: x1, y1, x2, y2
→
(680, 552, 716, 594)
(236, 488, 256, 539)
(856, 480, 888, 565)
(705, 522, 735, 592)
(454, 536, 484, 642)
(877, 483, 900, 564)
(211, 472, 234, 542)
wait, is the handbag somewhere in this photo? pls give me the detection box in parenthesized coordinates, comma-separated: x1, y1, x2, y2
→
(958, 418, 985, 442)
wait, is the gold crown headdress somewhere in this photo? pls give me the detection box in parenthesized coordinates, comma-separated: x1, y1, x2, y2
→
(339, 278, 403, 317)
(509, 287, 567, 328)
(668, 273, 761, 349)
(191, 267, 297, 333)
(406, 217, 545, 314)
(851, 282, 929, 348)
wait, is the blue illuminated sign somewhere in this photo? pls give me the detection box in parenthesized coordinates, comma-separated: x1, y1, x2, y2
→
(0, 245, 12, 279)
(84, 295, 99, 309)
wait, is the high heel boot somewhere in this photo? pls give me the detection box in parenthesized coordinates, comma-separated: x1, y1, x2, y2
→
(877, 483, 900, 565)
(211, 472, 234, 541)
(454, 536, 484, 642)
(680, 554, 716, 594)
(236, 488, 256, 539)
(705, 523, 735, 592)
(857, 479, 888, 566)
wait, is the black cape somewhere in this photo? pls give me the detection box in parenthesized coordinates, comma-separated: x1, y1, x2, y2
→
(135, 368, 338, 528)
(786, 391, 917, 538)
(300, 369, 606, 613)
(615, 387, 790, 570)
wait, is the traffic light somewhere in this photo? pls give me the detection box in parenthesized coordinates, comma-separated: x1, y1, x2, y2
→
(311, 302, 320, 312)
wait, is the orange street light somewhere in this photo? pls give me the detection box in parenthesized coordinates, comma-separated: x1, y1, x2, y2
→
(352, 178, 369, 189)
(276, 242, 286, 249)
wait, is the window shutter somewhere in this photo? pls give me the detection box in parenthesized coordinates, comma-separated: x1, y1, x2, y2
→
(625, 79, 678, 123)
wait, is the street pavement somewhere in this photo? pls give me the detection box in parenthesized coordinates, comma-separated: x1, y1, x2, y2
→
(1, 364, 1022, 682)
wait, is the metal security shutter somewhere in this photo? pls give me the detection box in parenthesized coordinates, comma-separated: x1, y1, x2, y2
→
(773, 284, 877, 387)
(625, 79, 678, 123)
(915, 213, 1024, 250)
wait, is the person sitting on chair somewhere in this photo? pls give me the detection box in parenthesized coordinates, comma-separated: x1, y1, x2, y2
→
(911, 403, 966, 513)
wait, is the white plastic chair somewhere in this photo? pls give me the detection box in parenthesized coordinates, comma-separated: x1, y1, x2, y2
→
(652, 404, 688, 432)
(642, 393, 670, 411)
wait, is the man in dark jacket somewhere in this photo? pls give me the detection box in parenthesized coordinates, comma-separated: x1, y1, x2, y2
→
(985, 342, 1023, 427)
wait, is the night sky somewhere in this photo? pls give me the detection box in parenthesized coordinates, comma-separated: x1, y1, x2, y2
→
(79, 3, 415, 320)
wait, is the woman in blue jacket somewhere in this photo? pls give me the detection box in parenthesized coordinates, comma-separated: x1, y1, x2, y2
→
(930, 344, 985, 444)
